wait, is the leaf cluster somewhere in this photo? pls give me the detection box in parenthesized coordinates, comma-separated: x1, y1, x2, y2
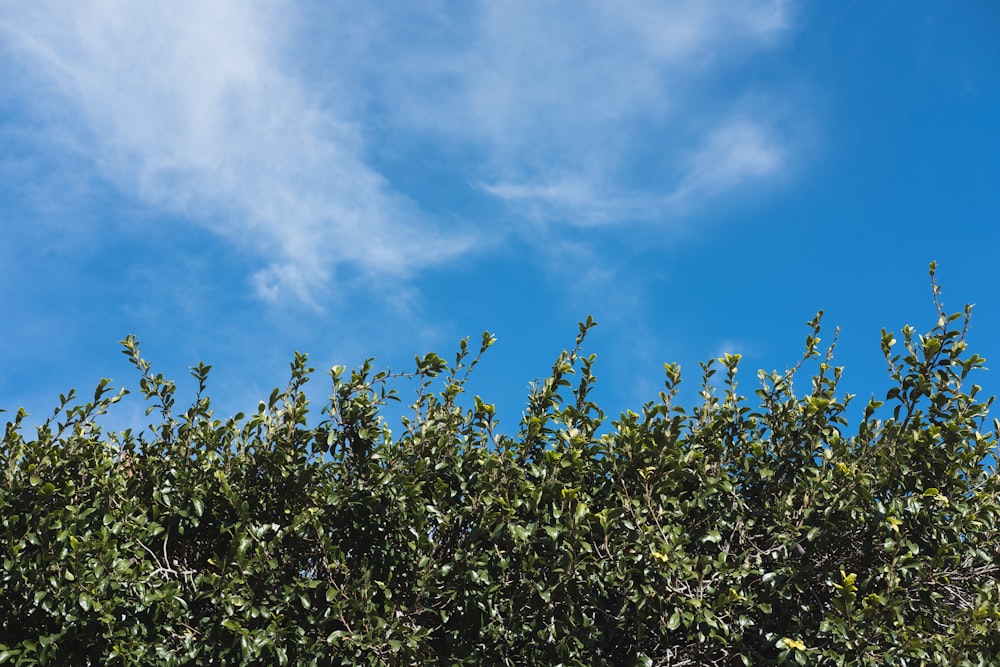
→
(2, 270, 999, 665)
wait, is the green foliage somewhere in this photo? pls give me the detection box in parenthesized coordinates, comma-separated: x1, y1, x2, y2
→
(2, 269, 999, 664)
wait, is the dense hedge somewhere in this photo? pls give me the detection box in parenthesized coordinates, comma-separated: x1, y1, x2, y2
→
(2, 273, 999, 664)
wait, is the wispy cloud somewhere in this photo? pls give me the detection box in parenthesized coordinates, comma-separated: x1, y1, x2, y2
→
(365, 0, 799, 223)
(669, 114, 788, 210)
(0, 0, 801, 303)
(0, 0, 471, 304)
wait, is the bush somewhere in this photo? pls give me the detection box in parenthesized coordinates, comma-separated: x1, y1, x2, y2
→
(2, 266, 999, 665)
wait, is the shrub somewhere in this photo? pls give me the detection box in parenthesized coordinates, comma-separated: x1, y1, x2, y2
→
(2, 266, 998, 665)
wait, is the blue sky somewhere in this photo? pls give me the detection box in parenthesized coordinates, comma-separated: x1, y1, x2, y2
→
(1, 2, 998, 435)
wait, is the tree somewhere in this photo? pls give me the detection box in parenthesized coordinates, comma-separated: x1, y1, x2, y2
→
(1, 264, 998, 665)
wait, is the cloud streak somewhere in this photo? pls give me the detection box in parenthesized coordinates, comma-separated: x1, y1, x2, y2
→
(360, 0, 798, 222)
(0, 0, 800, 302)
(0, 0, 471, 304)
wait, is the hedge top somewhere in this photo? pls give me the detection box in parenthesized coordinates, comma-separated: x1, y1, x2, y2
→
(2, 266, 998, 665)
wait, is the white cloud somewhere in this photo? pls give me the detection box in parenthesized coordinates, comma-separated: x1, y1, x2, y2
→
(0, 0, 801, 302)
(0, 0, 471, 303)
(669, 116, 787, 209)
(365, 0, 798, 222)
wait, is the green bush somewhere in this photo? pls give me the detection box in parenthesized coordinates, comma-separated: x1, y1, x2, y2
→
(2, 266, 999, 665)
